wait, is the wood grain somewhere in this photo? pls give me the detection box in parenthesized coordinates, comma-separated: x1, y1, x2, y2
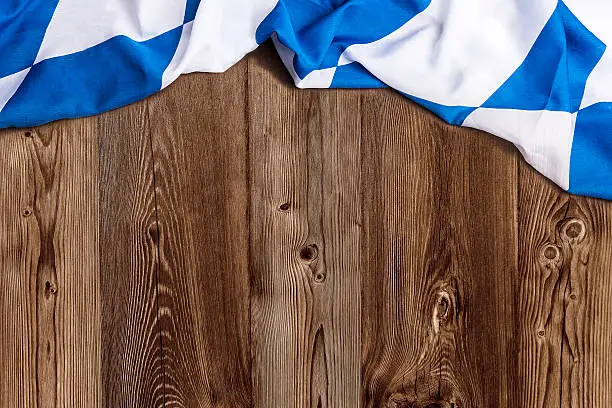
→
(249, 45, 362, 407)
(0, 128, 37, 408)
(5, 45, 612, 408)
(146, 63, 251, 407)
(0, 120, 101, 407)
(516, 162, 612, 407)
(360, 90, 518, 408)
(99, 103, 164, 407)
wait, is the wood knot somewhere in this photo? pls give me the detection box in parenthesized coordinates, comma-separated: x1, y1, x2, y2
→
(44, 281, 58, 298)
(543, 245, 559, 260)
(433, 290, 454, 333)
(437, 295, 450, 320)
(21, 207, 33, 218)
(300, 244, 318, 262)
(539, 244, 562, 269)
(313, 271, 326, 283)
(561, 218, 586, 243)
(24, 130, 33, 138)
(537, 329, 545, 337)
(147, 223, 159, 241)
(299, 244, 325, 282)
(279, 202, 291, 212)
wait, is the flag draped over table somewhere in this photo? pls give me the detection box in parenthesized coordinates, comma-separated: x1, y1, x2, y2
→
(1, 0, 611, 198)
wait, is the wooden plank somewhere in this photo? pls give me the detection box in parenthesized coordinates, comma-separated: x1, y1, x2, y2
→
(146, 64, 251, 406)
(98, 103, 164, 407)
(248, 45, 362, 407)
(516, 162, 612, 407)
(0, 128, 36, 408)
(0, 121, 101, 407)
(360, 91, 518, 407)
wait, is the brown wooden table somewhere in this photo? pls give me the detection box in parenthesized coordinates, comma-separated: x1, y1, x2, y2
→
(1, 44, 611, 408)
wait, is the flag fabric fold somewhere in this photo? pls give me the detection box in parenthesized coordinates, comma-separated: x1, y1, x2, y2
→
(1, 0, 611, 199)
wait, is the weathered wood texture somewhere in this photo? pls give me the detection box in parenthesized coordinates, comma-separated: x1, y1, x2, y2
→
(515, 162, 612, 407)
(0, 121, 101, 407)
(2, 44, 612, 408)
(99, 103, 164, 407)
(249, 46, 361, 407)
(360, 91, 517, 408)
(147, 62, 251, 407)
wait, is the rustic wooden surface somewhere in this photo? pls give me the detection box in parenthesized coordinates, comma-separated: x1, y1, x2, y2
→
(1, 44, 612, 407)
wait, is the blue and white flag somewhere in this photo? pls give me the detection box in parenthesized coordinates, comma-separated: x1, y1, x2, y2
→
(2, 0, 611, 198)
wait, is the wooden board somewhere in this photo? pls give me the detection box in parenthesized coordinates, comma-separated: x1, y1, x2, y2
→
(0, 128, 38, 408)
(147, 62, 252, 407)
(248, 46, 362, 407)
(98, 103, 164, 407)
(360, 90, 518, 407)
(0, 120, 101, 407)
(516, 162, 612, 407)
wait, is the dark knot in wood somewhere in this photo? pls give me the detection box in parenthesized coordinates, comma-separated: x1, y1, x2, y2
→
(561, 218, 586, 243)
(313, 272, 326, 283)
(279, 202, 291, 212)
(539, 244, 562, 269)
(44, 281, 58, 299)
(22, 207, 33, 218)
(300, 244, 318, 262)
(300, 244, 326, 282)
(543, 245, 559, 260)
(437, 295, 450, 320)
